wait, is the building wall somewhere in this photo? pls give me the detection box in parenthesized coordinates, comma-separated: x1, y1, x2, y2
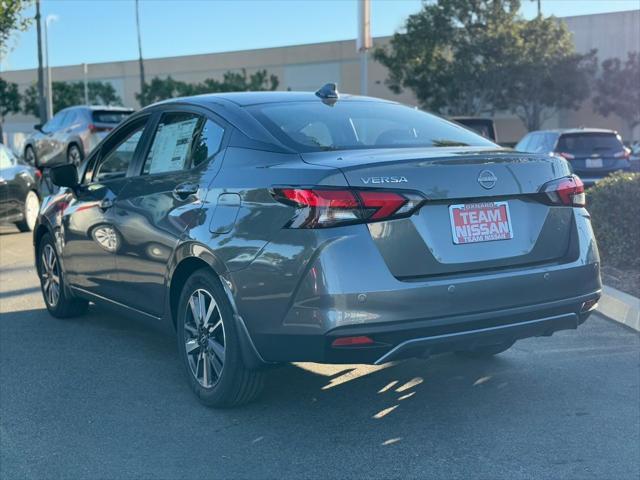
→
(2, 9, 639, 149)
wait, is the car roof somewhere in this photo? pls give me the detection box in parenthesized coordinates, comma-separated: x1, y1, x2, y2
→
(529, 128, 618, 135)
(154, 91, 393, 107)
(62, 105, 134, 112)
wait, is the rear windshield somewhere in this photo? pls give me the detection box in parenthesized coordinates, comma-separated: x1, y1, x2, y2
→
(92, 110, 132, 124)
(248, 101, 495, 152)
(556, 133, 624, 156)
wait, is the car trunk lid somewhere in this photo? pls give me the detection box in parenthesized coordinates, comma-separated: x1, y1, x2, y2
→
(301, 147, 576, 278)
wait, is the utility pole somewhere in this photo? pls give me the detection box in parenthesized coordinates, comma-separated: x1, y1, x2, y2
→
(83, 63, 89, 105)
(44, 17, 52, 120)
(532, 0, 541, 16)
(357, 0, 372, 96)
(135, 0, 146, 106)
(35, 0, 47, 124)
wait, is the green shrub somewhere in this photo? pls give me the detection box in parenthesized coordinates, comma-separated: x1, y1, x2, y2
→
(586, 172, 640, 269)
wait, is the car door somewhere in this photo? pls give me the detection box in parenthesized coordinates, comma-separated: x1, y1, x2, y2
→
(50, 110, 75, 165)
(37, 111, 67, 166)
(0, 145, 18, 219)
(110, 108, 226, 316)
(60, 115, 152, 300)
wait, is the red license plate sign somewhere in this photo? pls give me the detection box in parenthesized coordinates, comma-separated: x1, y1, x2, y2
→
(449, 201, 513, 244)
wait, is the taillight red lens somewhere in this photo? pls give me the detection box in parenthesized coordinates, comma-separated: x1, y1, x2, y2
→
(541, 175, 585, 207)
(88, 123, 111, 133)
(277, 189, 359, 209)
(555, 152, 575, 160)
(272, 187, 424, 228)
(358, 191, 408, 220)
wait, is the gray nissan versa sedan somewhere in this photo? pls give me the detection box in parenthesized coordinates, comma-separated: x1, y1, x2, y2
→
(34, 85, 601, 407)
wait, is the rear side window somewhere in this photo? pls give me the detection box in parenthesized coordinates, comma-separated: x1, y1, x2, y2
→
(92, 110, 132, 124)
(248, 101, 494, 152)
(191, 119, 224, 167)
(556, 133, 624, 156)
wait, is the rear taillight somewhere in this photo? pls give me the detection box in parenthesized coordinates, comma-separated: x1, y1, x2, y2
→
(88, 123, 112, 133)
(540, 175, 585, 207)
(554, 151, 575, 160)
(614, 149, 631, 160)
(271, 187, 425, 228)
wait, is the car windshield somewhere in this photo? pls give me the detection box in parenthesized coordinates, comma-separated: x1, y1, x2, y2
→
(556, 133, 624, 156)
(92, 110, 132, 124)
(248, 101, 495, 152)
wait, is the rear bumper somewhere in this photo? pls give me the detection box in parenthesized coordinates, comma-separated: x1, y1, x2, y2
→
(229, 206, 601, 365)
(249, 289, 600, 364)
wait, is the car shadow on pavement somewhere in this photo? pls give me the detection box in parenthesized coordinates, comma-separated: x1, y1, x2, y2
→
(0, 302, 612, 453)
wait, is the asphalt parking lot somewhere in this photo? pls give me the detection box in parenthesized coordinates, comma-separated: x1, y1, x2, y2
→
(1, 226, 639, 480)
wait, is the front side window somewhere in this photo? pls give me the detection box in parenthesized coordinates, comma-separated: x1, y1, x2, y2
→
(142, 112, 201, 175)
(94, 120, 146, 182)
(43, 111, 67, 133)
(515, 134, 531, 152)
(248, 101, 495, 152)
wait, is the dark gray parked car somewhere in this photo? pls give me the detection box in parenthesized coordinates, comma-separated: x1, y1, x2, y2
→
(24, 105, 133, 168)
(0, 143, 41, 231)
(515, 128, 631, 184)
(34, 87, 601, 407)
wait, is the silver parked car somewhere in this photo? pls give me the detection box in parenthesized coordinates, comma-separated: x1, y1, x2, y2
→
(23, 105, 133, 168)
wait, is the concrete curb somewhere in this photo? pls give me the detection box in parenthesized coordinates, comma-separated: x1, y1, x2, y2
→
(598, 285, 640, 332)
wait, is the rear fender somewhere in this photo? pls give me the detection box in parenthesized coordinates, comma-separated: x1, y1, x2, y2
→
(165, 242, 270, 369)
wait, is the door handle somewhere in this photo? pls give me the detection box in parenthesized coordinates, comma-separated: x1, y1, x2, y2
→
(173, 183, 199, 200)
(99, 198, 114, 211)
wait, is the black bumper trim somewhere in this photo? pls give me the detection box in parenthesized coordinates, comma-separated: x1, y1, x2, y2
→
(373, 312, 578, 365)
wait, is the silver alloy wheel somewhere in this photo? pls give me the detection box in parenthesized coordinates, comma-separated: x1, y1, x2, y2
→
(184, 289, 225, 388)
(24, 191, 39, 231)
(68, 145, 82, 166)
(41, 244, 60, 308)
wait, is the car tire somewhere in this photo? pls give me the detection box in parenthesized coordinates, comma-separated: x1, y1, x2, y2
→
(15, 191, 40, 232)
(37, 233, 88, 318)
(455, 341, 515, 358)
(67, 144, 83, 166)
(176, 268, 264, 408)
(24, 146, 37, 166)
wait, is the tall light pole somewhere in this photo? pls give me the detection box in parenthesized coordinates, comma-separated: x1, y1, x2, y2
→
(135, 0, 146, 106)
(44, 15, 58, 120)
(83, 63, 89, 105)
(357, 0, 372, 96)
(35, 0, 47, 124)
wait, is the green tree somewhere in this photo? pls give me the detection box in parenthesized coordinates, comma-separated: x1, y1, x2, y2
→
(505, 16, 597, 131)
(593, 52, 640, 137)
(374, 0, 597, 130)
(0, 0, 32, 56)
(22, 81, 122, 116)
(374, 0, 522, 116)
(137, 69, 279, 105)
(0, 77, 21, 122)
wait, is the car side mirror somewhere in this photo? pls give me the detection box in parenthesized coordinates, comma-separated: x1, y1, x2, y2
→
(34, 124, 43, 132)
(50, 164, 79, 189)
